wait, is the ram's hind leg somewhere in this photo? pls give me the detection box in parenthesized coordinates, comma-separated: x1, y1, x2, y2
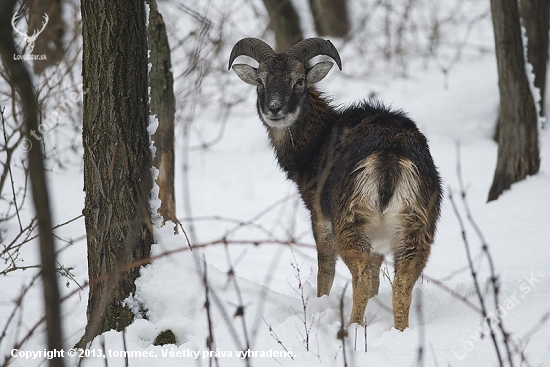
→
(335, 224, 373, 325)
(392, 232, 431, 331)
(340, 248, 372, 325)
(313, 218, 336, 297)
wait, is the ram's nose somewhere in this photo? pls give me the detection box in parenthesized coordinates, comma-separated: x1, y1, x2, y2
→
(269, 106, 281, 115)
(267, 100, 284, 119)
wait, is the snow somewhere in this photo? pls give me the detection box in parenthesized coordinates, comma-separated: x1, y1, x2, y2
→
(520, 18, 545, 130)
(1, 1, 549, 367)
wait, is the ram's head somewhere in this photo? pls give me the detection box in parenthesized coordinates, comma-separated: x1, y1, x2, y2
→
(229, 38, 342, 128)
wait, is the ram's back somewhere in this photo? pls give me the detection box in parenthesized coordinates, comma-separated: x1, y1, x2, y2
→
(321, 101, 442, 255)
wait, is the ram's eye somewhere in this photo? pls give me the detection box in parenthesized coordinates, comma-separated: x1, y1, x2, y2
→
(295, 78, 305, 87)
(256, 78, 263, 86)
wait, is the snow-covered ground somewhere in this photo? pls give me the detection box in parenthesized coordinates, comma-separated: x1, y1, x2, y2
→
(1, 1, 549, 366)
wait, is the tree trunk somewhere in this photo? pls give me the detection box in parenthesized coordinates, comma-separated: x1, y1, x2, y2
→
(520, 0, 549, 116)
(309, 0, 350, 38)
(261, 0, 303, 53)
(0, 0, 64, 366)
(147, 0, 177, 230)
(488, 0, 540, 202)
(80, 0, 154, 345)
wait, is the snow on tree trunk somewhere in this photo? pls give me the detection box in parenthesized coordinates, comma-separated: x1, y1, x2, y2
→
(147, 0, 177, 230)
(520, 0, 549, 118)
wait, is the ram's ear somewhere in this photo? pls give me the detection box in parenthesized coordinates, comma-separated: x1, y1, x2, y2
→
(232, 64, 258, 85)
(306, 61, 334, 84)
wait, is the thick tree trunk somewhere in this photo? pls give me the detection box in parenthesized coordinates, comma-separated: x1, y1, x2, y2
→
(309, 0, 350, 38)
(147, 0, 177, 229)
(0, 0, 64, 366)
(262, 0, 303, 53)
(80, 0, 154, 345)
(520, 0, 549, 115)
(488, 0, 540, 202)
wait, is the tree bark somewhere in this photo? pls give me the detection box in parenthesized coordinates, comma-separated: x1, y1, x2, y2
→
(261, 0, 303, 53)
(147, 0, 177, 230)
(309, 0, 350, 38)
(488, 0, 540, 202)
(0, 0, 64, 366)
(80, 0, 154, 345)
(520, 0, 549, 115)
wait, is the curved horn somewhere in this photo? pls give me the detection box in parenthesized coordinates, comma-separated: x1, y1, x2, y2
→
(228, 38, 275, 70)
(287, 38, 342, 70)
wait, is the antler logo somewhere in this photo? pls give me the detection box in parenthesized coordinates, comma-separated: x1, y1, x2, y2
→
(11, 12, 49, 55)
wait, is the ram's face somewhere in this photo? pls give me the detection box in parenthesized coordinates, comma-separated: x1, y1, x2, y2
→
(255, 56, 306, 128)
(232, 52, 334, 129)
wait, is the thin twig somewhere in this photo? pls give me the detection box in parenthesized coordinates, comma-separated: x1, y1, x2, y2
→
(417, 289, 425, 367)
(122, 327, 129, 367)
(338, 283, 349, 367)
(202, 255, 219, 367)
(448, 190, 503, 366)
(288, 248, 313, 351)
(262, 317, 294, 361)
(1, 106, 23, 232)
(228, 261, 251, 367)
(456, 143, 514, 366)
